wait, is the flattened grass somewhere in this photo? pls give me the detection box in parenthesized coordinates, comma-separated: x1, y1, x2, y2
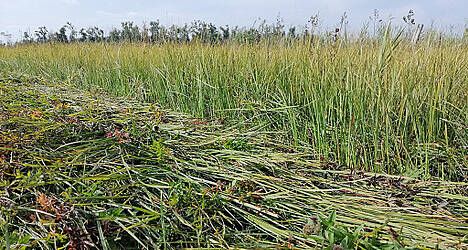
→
(1, 75, 467, 249)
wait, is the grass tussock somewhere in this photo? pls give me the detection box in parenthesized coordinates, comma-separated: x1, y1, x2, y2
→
(0, 38, 467, 180)
(0, 75, 467, 249)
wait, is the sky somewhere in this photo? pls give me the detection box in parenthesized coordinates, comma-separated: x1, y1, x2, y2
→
(0, 0, 467, 41)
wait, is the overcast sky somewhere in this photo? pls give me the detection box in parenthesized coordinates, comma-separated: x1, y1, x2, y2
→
(1, 0, 467, 41)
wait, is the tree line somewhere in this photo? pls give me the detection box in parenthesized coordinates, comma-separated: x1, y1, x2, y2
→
(9, 11, 468, 45)
(19, 17, 315, 45)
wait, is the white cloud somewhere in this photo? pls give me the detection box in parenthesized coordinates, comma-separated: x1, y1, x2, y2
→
(95, 10, 139, 19)
(59, 0, 79, 5)
(96, 10, 117, 17)
(127, 11, 138, 18)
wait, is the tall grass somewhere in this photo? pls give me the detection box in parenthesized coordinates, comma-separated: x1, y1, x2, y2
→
(0, 34, 467, 180)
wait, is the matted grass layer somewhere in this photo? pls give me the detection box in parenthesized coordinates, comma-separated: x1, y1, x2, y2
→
(1, 74, 467, 249)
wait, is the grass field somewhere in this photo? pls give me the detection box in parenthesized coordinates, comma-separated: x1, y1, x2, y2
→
(1, 37, 467, 181)
(0, 30, 468, 249)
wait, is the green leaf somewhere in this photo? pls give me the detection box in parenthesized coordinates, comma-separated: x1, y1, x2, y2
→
(328, 210, 336, 226)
